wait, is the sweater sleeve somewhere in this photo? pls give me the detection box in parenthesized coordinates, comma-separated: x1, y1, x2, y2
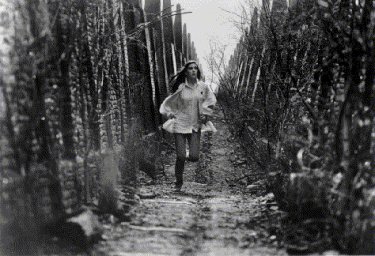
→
(200, 83, 217, 116)
(159, 84, 184, 117)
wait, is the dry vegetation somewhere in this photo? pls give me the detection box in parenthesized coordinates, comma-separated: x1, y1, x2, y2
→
(213, 0, 375, 253)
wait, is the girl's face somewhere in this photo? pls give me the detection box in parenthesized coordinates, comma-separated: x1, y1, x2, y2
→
(185, 63, 199, 80)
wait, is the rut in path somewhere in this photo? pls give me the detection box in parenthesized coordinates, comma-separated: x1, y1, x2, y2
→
(93, 105, 287, 256)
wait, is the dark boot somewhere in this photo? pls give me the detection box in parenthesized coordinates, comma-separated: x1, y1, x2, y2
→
(175, 157, 185, 191)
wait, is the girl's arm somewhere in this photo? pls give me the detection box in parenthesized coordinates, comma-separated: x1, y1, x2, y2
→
(200, 83, 217, 116)
(159, 84, 184, 118)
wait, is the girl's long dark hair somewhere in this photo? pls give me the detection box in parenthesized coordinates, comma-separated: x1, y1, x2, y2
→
(169, 60, 202, 93)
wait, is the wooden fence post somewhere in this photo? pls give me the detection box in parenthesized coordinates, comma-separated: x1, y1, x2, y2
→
(173, 4, 183, 70)
(243, 7, 258, 97)
(187, 33, 192, 60)
(144, 0, 169, 101)
(142, 5, 160, 128)
(162, 0, 176, 84)
(183, 23, 188, 63)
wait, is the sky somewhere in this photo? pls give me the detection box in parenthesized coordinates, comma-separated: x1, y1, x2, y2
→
(170, 0, 251, 81)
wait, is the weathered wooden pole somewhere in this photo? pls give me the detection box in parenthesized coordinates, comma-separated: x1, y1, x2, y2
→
(162, 0, 176, 81)
(141, 3, 161, 128)
(244, 57, 255, 96)
(144, 0, 169, 101)
(239, 55, 251, 95)
(249, 2, 269, 103)
(123, 1, 138, 120)
(139, 9, 159, 131)
(187, 33, 191, 60)
(250, 0, 271, 103)
(235, 35, 247, 94)
(173, 4, 183, 70)
(26, 0, 64, 217)
(198, 62, 204, 79)
(120, 1, 156, 130)
(244, 7, 258, 97)
(128, 0, 141, 7)
(191, 41, 195, 60)
(183, 23, 188, 63)
(191, 41, 196, 60)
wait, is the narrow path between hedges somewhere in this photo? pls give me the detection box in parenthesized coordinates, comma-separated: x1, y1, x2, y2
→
(93, 105, 287, 256)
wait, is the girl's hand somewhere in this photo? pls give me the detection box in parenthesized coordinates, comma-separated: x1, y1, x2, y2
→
(167, 113, 176, 119)
(200, 114, 208, 124)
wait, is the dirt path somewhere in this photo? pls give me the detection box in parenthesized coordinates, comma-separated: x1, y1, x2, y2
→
(93, 105, 287, 256)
